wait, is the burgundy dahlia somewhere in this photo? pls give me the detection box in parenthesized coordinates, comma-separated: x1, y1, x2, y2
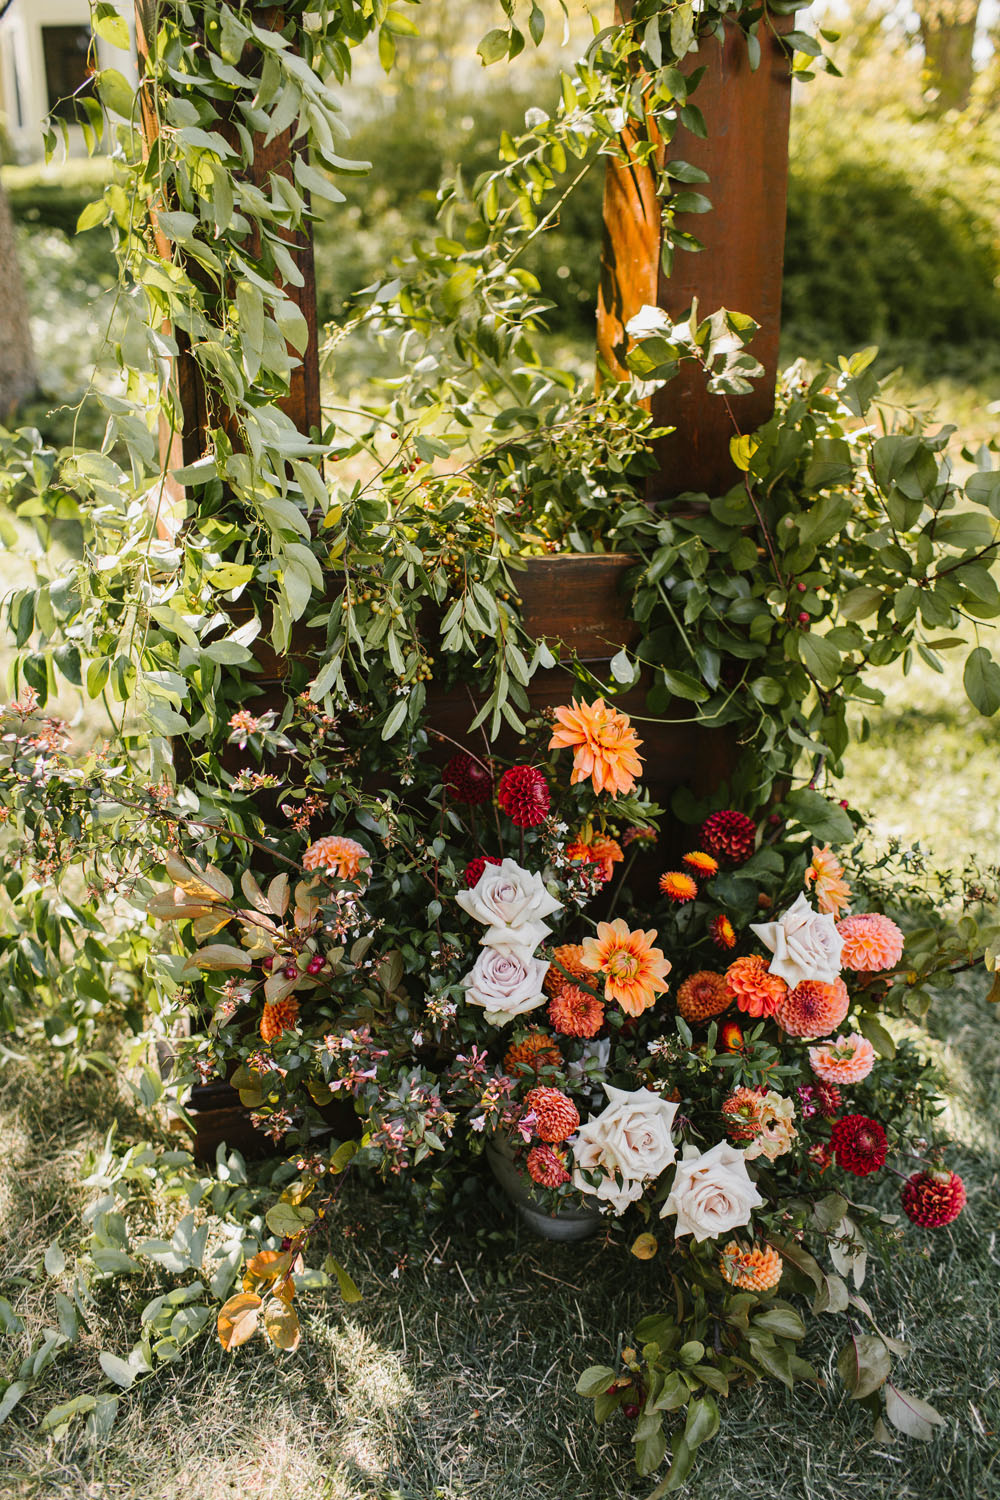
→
(700, 809, 757, 866)
(830, 1113, 887, 1177)
(497, 766, 550, 828)
(901, 1169, 966, 1228)
(443, 752, 493, 806)
(464, 854, 502, 888)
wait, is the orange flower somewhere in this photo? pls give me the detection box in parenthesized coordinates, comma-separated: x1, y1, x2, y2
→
(580, 918, 671, 1018)
(549, 698, 643, 797)
(719, 1020, 745, 1052)
(719, 1241, 782, 1292)
(567, 834, 624, 884)
(543, 944, 591, 995)
(676, 971, 731, 1023)
(302, 835, 368, 881)
(836, 913, 904, 972)
(804, 844, 852, 918)
(659, 871, 699, 903)
(777, 977, 850, 1039)
(503, 1032, 564, 1077)
(683, 850, 719, 878)
(548, 987, 605, 1038)
(725, 954, 787, 1019)
(260, 996, 300, 1043)
(710, 914, 737, 951)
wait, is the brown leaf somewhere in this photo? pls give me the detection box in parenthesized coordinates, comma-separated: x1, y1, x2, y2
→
(192, 912, 234, 941)
(217, 1292, 262, 1351)
(262, 1296, 301, 1352)
(266, 873, 290, 917)
(243, 1249, 292, 1295)
(165, 853, 233, 902)
(181, 943, 253, 974)
(146, 891, 217, 922)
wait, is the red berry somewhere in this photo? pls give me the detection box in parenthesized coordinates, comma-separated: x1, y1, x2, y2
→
(306, 956, 324, 976)
(797, 582, 807, 592)
(840, 799, 849, 809)
(283, 963, 299, 980)
(622, 1403, 640, 1420)
(798, 611, 810, 625)
(261, 956, 274, 972)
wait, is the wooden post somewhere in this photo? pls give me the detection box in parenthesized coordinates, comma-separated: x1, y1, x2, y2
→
(134, 2, 321, 474)
(597, 10, 793, 500)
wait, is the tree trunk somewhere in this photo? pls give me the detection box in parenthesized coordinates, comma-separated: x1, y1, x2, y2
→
(0, 180, 37, 421)
(917, 0, 979, 113)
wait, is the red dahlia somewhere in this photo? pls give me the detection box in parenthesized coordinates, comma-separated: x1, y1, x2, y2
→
(830, 1113, 887, 1176)
(901, 1169, 966, 1228)
(498, 766, 550, 828)
(464, 854, 502, 888)
(700, 809, 757, 866)
(444, 753, 493, 805)
(526, 1144, 570, 1188)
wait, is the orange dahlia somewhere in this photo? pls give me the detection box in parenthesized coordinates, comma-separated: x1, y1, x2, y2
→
(543, 943, 591, 995)
(808, 1032, 875, 1085)
(683, 850, 719, 879)
(525, 1086, 580, 1143)
(580, 918, 671, 1018)
(777, 977, 850, 1039)
(260, 995, 300, 1043)
(548, 987, 605, 1038)
(804, 844, 852, 918)
(725, 954, 787, 1019)
(719, 1241, 782, 1292)
(504, 1032, 564, 1077)
(676, 971, 731, 1024)
(836, 913, 905, 973)
(567, 834, 624, 884)
(549, 698, 644, 798)
(659, 871, 699, 903)
(710, 914, 737, 951)
(721, 1087, 766, 1141)
(526, 1144, 570, 1188)
(302, 835, 367, 881)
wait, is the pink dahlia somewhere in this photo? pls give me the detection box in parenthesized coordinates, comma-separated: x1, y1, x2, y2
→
(836, 913, 904, 973)
(808, 1032, 876, 1086)
(776, 977, 850, 1039)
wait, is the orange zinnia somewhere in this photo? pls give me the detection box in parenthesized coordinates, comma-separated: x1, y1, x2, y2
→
(549, 698, 643, 798)
(580, 917, 671, 1018)
(567, 834, 624, 883)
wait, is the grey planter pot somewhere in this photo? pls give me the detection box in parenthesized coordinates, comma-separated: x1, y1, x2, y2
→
(485, 1138, 604, 1243)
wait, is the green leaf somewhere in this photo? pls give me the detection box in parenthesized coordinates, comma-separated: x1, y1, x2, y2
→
(76, 199, 108, 233)
(98, 1352, 136, 1389)
(799, 630, 841, 688)
(0, 1381, 28, 1426)
(324, 1256, 363, 1305)
(44, 1242, 65, 1277)
(856, 1011, 896, 1059)
(477, 28, 510, 64)
(94, 7, 131, 48)
(97, 69, 134, 119)
(752, 1307, 806, 1340)
(884, 1384, 946, 1441)
(839, 585, 882, 621)
(963, 647, 1000, 716)
(576, 1364, 616, 1398)
(684, 1393, 720, 1448)
(381, 697, 409, 741)
(660, 668, 710, 703)
(837, 1334, 891, 1400)
(264, 1202, 315, 1238)
(783, 789, 853, 844)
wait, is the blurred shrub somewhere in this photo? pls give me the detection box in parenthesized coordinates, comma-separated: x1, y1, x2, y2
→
(2, 158, 114, 233)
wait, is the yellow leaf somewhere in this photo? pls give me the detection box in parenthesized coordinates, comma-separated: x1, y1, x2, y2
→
(243, 1249, 292, 1294)
(281, 1179, 316, 1207)
(165, 853, 233, 903)
(191, 912, 234, 941)
(181, 943, 253, 974)
(266, 873, 290, 917)
(630, 1233, 659, 1261)
(217, 1292, 262, 1350)
(263, 1296, 301, 1352)
(146, 891, 216, 921)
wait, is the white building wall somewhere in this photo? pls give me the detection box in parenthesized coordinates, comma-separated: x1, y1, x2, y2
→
(1, 0, 137, 161)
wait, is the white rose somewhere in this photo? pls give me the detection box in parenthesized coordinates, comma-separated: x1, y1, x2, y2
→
(660, 1141, 763, 1242)
(462, 946, 548, 1026)
(571, 1086, 679, 1214)
(456, 858, 562, 955)
(750, 891, 843, 988)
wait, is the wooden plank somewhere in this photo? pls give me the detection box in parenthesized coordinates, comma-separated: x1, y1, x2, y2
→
(597, 9, 793, 499)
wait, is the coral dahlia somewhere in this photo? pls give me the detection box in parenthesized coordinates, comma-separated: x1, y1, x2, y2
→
(700, 809, 756, 866)
(464, 854, 502, 888)
(543, 944, 591, 994)
(808, 1032, 876, 1086)
(497, 766, 550, 828)
(302, 835, 367, 882)
(718, 1241, 783, 1292)
(526, 1144, 570, 1188)
(525, 1086, 580, 1143)
(260, 996, 300, 1043)
(830, 1114, 887, 1176)
(567, 834, 624, 884)
(503, 1032, 563, 1078)
(683, 850, 719, 878)
(676, 971, 731, 1024)
(548, 987, 605, 1039)
(549, 698, 644, 797)
(710, 914, 737, 951)
(721, 1087, 767, 1142)
(804, 844, 852, 918)
(776, 976, 850, 1039)
(580, 918, 671, 1018)
(901, 1169, 966, 1228)
(659, 871, 699, 903)
(837, 913, 905, 973)
(443, 752, 493, 805)
(725, 954, 787, 1019)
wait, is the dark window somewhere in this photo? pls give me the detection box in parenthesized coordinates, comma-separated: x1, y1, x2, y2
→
(41, 25, 94, 121)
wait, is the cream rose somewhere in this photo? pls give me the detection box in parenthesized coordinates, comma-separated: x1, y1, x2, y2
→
(750, 891, 843, 988)
(660, 1141, 763, 1242)
(462, 946, 548, 1026)
(456, 858, 562, 955)
(572, 1086, 679, 1214)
